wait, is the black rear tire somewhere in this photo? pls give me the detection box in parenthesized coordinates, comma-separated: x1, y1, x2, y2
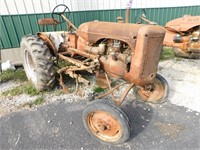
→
(82, 99, 131, 145)
(20, 35, 55, 91)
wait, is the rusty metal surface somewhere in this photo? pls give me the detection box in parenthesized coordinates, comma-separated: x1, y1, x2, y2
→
(87, 110, 122, 141)
(125, 25, 165, 86)
(190, 42, 200, 52)
(34, 8, 167, 104)
(38, 18, 60, 31)
(37, 32, 57, 55)
(38, 18, 60, 25)
(125, 0, 133, 23)
(163, 30, 176, 47)
(164, 15, 200, 56)
(99, 55, 127, 79)
(165, 15, 200, 32)
(68, 33, 78, 49)
(75, 21, 165, 86)
(77, 22, 143, 50)
(137, 78, 165, 103)
(61, 14, 78, 31)
(96, 73, 109, 89)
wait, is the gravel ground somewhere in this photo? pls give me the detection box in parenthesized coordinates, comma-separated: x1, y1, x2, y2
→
(158, 58, 200, 113)
(0, 58, 200, 117)
(0, 83, 94, 117)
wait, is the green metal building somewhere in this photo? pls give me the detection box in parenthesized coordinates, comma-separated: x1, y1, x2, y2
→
(0, 0, 200, 49)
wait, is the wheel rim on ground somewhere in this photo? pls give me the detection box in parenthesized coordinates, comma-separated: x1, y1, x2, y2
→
(87, 110, 122, 142)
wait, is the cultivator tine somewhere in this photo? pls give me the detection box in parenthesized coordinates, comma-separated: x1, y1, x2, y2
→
(95, 82, 125, 100)
(115, 83, 134, 105)
(96, 72, 109, 89)
(58, 73, 69, 93)
(57, 63, 91, 93)
(95, 73, 134, 105)
(104, 73, 116, 101)
(75, 78, 79, 94)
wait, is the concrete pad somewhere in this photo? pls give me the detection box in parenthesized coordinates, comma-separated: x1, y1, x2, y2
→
(1, 48, 22, 65)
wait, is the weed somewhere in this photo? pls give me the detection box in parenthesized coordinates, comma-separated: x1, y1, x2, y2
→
(32, 96, 45, 105)
(0, 69, 27, 83)
(160, 47, 175, 60)
(54, 89, 63, 96)
(175, 57, 182, 61)
(23, 82, 40, 96)
(58, 60, 72, 68)
(1, 82, 40, 97)
(23, 96, 45, 108)
(93, 86, 105, 93)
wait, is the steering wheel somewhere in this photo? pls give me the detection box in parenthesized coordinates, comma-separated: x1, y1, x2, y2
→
(134, 9, 146, 24)
(52, 4, 70, 23)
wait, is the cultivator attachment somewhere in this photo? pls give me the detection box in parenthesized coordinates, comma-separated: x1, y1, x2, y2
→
(57, 53, 100, 93)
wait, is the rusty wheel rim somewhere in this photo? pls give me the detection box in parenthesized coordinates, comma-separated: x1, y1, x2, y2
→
(137, 78, 164, 103)
(87, 111, 122, 142)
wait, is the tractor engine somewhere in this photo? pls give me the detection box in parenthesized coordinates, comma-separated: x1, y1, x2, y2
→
(74, 21, 166, 86)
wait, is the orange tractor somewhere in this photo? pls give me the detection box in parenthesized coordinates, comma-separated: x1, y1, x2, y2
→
(20, 4, 169, 144)
(163, 15, 200, 58)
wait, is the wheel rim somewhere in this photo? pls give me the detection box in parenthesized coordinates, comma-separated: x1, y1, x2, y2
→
(87, 110, 122, 142)
(24, 49, 37, 83)
(137, 78, 165, 103)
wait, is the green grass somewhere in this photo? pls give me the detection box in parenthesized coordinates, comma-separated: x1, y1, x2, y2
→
(59, 60, 72, 68)
(23, 96, 45, 108)
(160, 47, 175, 60)
(93, 86, 105, 93)
(53, 89, 63, 96)
(0, 69, 27, 83)
(0, 69, 55, 108)
(175, 57, 182, 61)
(33, 97, 45, 105)
(1, 82, 40, 97)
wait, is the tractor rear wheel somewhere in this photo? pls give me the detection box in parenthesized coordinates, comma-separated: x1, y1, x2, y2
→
(20, 35, 55, 91)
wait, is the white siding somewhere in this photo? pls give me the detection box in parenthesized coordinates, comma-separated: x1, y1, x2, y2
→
(0, 0, 200, 15)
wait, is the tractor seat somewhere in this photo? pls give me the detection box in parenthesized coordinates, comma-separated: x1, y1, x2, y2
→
(38, 18, 60, 32)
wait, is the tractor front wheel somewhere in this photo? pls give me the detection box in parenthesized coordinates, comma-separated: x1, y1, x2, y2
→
(82, 99, 131, 144)
(20, 35, 55, 91)
(134, 74, 169, 104)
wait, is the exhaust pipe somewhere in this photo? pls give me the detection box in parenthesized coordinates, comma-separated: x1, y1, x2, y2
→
(125, 0, 133, 23)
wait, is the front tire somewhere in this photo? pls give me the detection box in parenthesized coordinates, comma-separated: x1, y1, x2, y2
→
(134, 74, 169, 104)
(20, 35, 55, 91)
(82, 99, 131, 144)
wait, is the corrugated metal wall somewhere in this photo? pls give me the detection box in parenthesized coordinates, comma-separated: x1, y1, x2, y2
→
(0, 0, 200, 49)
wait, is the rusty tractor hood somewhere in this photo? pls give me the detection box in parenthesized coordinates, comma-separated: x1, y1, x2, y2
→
(165, 15, 200, 33)
(77, 21, 166, 86)
(77, 21, 145, 49)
